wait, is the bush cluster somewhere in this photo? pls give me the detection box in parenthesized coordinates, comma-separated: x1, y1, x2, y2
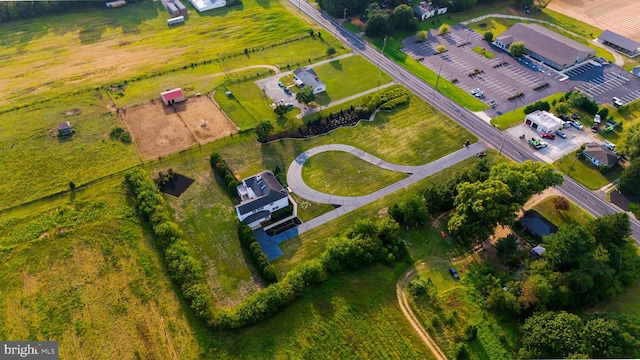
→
(380, 96, 409, 110)
(367, 86, 410, 112)
(124, 168, 213, 320)
(210, 153, 240, 195)
(109, 126, 132, 143)
(238, 223, 278, 283)
(523, 100, 550, 114)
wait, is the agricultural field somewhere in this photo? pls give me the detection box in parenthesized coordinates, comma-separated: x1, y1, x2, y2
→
(0, 0, 347, 111)
(0, 91, 138, 211)
(0, 182, 203, 359)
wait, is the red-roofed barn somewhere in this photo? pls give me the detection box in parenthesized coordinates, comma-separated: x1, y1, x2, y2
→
(160, 88, 186, 106)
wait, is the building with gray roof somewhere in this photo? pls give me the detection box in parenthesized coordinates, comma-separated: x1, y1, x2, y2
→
(598, 30, 640, 57)
(235, 170, 289, 229)
(493, 23, 595, 70)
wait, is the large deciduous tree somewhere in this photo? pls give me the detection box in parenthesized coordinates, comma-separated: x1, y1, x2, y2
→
(255, 121, 274, 142)
(519, 311, 587, 359)
(510, 41, 526, 57)
(365, 10, 391, 37)
(447, 179, 519, 242)
(619, 158, 640, 196)
(618, 122, 640, 158)
(489, 161, 563, 206)
(295, 85, 315, 105)
(390, 4, 418, 31)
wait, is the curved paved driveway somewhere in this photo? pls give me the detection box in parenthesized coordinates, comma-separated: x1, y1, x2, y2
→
(287, 142, 489, 232)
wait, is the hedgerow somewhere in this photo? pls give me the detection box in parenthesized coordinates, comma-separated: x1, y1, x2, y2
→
(238, 223, 278, 283)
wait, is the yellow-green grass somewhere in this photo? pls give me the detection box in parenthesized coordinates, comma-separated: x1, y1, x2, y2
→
(532, 195, 594, 228)
(0, 182, 203, 359)
(301, 151, 408, 196)
(554, 150, 623, 190)
(623, 58, 640, 72)
(0, 90, 139, 211)
(289, 192, 335, 222)
(310, 55, 393, 105)
(274, 152, 497, 274)
(0, 0, 347, 111)
(370, 37, 488, 111)
(472, 46, 495, 58)
(216, 264, 434, 359)
(410, 261, 520, 360)
(467, 18, 520, 38)
(160, 160, 257, 306)
(491, 92, 565, 130)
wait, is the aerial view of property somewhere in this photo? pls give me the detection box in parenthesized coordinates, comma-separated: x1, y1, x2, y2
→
(2, 0, 640, 358)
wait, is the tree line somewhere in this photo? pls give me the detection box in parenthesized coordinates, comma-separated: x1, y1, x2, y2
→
(0, 1, 103, 23)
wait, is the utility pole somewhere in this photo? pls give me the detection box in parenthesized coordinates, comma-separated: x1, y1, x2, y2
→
(378, 36, 388, 93)
(434, 62, 443, 93)
(343, 8, 348, 20)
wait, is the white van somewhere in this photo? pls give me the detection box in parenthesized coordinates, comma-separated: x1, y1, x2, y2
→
(612, 97, 624, 107)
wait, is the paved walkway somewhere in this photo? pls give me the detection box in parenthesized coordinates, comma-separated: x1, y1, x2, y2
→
(461, 14, 625, 66)
(254, 142, 489, 259)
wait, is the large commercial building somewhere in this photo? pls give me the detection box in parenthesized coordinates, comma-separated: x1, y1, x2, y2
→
(494, 23, 595, 70)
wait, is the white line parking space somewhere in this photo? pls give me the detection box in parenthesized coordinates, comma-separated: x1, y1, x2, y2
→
(579, 73, 630, 96)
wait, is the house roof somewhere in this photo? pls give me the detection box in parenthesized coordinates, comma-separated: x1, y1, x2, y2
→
(633, 65, 640, 75)
(236, 170, 287, 215)
(584, 142, 618, 166)
(414, 2, 434, 15)
(293, 67, 325, 89)
(58, 122, 71, 130)
(531, 246, 546, 257)
(242, 210, 271, 225)
(495, 34, 513, 45)
(501, 23, 595, 67)
(161, 88, 184, 102)
(599, 30, 640, 53)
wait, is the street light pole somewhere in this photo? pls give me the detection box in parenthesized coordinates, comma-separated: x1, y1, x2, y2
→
(378, 36, 388, 93)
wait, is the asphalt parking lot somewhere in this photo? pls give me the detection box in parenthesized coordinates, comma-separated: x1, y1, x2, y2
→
(255, 74, 301, 111)
(401, 24, 640, 115)
(506, 121, 597, 163)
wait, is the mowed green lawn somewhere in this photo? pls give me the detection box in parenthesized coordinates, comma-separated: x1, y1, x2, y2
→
(532, 195, 594, 228)
(0, 91, 138, 210)
(0, 0, 346, 110)
(0, 182, 202, 360)
(554, 150, 622, 190)
(301, 151, 407, 196)
(311, 55, 393, 104)
(220, 92, 477, 182)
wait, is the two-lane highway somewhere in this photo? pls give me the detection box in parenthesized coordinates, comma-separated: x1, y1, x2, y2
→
(288, 0, 640, 241)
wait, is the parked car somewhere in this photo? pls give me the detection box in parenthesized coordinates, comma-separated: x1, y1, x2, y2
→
(556, 130, 567, 138)
(528, 139, 548, 149)
(449, 268, 460, 280)
(612, 97, 624, 108)
(602, 141, 616, 151)
(284, 102, 294, 109)
(284, 87, 292, 95)
(541, 132, 555, 140)
(558, 114, 570, 122)
(277, 81, 284, 88)
(571, 113, 581, 120)
(572, 121, 584, 130)
(471, 88, 484, 98)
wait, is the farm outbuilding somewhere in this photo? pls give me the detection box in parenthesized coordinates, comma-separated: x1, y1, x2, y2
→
(106, 0, 126, 8)
(188, 0, 225, 12)
(160, 88, 186, 106)
(166, 3, 180, 16)
(597, 30, 640, 57)
(58, 122, 72, 135)
(173, 0, 188, 15)
(167, 16, 185, 26)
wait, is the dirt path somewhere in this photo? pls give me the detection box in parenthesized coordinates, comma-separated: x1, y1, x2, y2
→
(396, 263, 448, 360)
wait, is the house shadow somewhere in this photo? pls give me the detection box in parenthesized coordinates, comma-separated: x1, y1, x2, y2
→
(162, 102, 187, 114)
(329, 59, 343, 71)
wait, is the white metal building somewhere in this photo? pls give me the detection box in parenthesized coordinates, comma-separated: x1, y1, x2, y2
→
(524, 110, 564, 134)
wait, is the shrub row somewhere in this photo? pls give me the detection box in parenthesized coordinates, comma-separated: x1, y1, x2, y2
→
(238, 223, 278, 283)
(212, 218, 407, 329)
(210, 153, 240, 196)
(523, 100, 550, 114)
(379, 87, 410, 103)
(124, 168, 214, 319)
(380, 95, 408, 110)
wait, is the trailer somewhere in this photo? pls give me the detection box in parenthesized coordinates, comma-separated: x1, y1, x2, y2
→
(166, 2, 180, 16)
(167, 16, 185, 26)
(174, 0, 188, 15)
(106, 0, 126, 8)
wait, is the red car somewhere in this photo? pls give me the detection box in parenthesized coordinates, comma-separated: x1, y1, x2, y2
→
(541, 132, 555, 140)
